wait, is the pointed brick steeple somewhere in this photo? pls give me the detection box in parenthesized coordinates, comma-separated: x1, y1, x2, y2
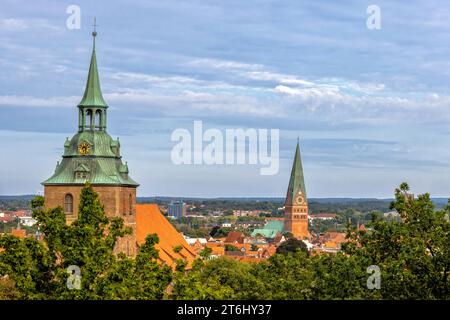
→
(285, 139, 307, 207)
(284, 139, 310, 240)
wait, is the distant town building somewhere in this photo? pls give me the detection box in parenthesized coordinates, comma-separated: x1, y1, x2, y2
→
(232, 210, 267, 217)
(313, 232, 347, 254)
(136, 204, 197, 269)
(251, 220, 284, 239)
(284, 140, 310, 240)
(18, 216, 37, 227)
(309, 213, 337, 221)
(225, 231, 245, 244)
(168, 201, 186, 220)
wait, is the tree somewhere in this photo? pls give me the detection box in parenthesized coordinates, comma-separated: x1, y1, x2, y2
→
(224, 244, 239, 251)
(199, 247, 212, 260)
(172, 183, 449, 300)
(171, 257, 262, 299)
(342, 182, 450, 299)
(276, 238, 308, 255)
(0, 183, 173, 299)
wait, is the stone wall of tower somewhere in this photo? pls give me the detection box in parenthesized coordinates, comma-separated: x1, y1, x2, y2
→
(284, 204, 310, 240)
(44, 185, 137, 256)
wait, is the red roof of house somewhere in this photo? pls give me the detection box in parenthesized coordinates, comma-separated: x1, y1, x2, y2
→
(224, 231, 245, 244)
(136, 204, 197, 269)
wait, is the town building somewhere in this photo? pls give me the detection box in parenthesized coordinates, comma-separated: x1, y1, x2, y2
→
(40, 30, 195, 264)
(309, 213, 337, 221)
(136, 204, 197, 269)
(284, 140, 311, 239)
(251, 220, 284, 239)
(18, 216, 37, 227)
(249, 141, 311, 240)
(41, 29, 139, 256)
(168, 201, 186, 220)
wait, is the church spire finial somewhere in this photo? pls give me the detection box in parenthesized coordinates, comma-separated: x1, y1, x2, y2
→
(78, 21, 107, 109)
(92, 17, 98, 49)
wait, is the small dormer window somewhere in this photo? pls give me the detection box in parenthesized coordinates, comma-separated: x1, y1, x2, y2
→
(76, 171, 88, 179)
(74, 163, 90, 180)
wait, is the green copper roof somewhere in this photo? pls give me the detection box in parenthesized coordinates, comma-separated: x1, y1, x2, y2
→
(251, 228, 279, 238)
(264, 220, 284, 232)
(78, 34, 108, 108)
(251, 220, 284, 238)
(285, 140, 307, 206)
(42, 131, 139, 187)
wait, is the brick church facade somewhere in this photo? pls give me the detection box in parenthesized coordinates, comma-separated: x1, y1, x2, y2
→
(42, 29, 139, 256)
(283, 140, 311, 240)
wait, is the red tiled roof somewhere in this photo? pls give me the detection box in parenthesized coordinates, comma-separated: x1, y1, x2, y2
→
(136, 204, 197, 269)
(224, 231, 245, 244)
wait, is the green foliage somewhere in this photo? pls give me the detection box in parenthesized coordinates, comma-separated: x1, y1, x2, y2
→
(0, 277, 20, 300)
(0, 183, 172, 299)
(224, 244, 239, 251)
(1, 182, 448, 300)
(342, 182, 450, 299)
(276, 238, 308, 255)
(173, 245, 183, 253)
(170, 183, 449, 300)
(210, 227, 232, 238)
(171, 257, 262, 299)
(199, 247, 212, 260)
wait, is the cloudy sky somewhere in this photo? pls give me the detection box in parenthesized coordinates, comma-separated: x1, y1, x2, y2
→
(0, 0, 449, 198)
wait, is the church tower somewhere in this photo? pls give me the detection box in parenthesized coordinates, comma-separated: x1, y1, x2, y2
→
(42, 28, 139, 256)
(284, 140, 310, 240)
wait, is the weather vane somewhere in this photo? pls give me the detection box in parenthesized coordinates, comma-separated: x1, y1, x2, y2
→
(92, 17, 98, 37)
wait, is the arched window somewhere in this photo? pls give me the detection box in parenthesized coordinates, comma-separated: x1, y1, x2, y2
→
(95, 110, 102, 130)
(64, 194, 73, 214)
(129, 194, 133, 215)
(86, 110, 93, 130)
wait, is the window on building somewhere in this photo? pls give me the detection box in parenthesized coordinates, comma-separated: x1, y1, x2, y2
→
(64, 194, 73, 215)
(75, 172, 88, 179)
(86, 109, 93, 130)
(129, 194, 132, 215)
(95, 109, 102, 130)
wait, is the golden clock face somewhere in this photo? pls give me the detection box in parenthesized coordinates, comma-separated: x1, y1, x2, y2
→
(78, 141, 91, 155)
(295, 191, 305, 205)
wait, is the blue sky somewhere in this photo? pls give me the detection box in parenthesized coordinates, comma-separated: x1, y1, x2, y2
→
(0, 0, 449, 198)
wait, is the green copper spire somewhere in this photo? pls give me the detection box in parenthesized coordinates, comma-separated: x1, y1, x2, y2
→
(78, 21, 108, 108)
(285, 139, 307, 206)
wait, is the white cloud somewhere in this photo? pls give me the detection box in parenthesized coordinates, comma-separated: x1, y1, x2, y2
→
(243, 71, 315, 86)
(0, 18, 28, 31)
(187, 58, 263, 71)
(0, 95, 77, 108)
